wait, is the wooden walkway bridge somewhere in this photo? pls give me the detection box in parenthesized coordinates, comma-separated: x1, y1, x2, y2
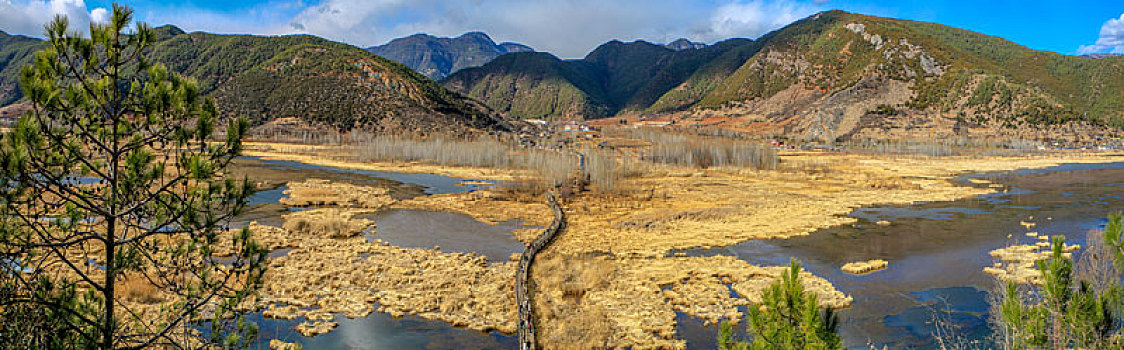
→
(515, 191, 565, 350)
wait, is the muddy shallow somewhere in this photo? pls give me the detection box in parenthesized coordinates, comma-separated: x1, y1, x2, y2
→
(230, 157, 425, 198)
(677, 162, 1124, 349)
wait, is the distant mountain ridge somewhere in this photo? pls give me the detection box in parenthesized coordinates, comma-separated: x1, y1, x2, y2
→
(0, 25, 508, 135)
(442, 38, 755, 120)
(0, 30, 47, 106)
(367, 32, 533, 80)
(665, 38, 707, 51)
(442, 10, 1124, 141)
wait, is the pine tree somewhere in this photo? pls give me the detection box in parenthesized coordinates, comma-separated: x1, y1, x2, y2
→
(1103, 212, 1124, 269)
(0, 5, 265, 349)
(718, 320, 749, 350)
(997, 236, 1121, 350)
(720, 259, 842, 350)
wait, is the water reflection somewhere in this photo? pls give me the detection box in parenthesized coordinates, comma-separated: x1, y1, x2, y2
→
(248, 185, 288, 206)
(1, 256, 34, 274)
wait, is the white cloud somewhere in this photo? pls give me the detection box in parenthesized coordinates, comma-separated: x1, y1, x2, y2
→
(0, 0, 107, 36)
(706, 0, 822, 40)
(89, 6, 107, 23)
(134, 1, 305, 36)
(1078, 13, 1124, 55)
(286, 0, 414, 41)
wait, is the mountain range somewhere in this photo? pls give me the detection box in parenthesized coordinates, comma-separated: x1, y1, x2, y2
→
(441, 38, 755, 120)
(2, 11, 1124, 141)
(665, 38, 707, 51)
(367, 32, 533, 80)
(0, 26, 506, 135)
(441, 11, 1124, 140)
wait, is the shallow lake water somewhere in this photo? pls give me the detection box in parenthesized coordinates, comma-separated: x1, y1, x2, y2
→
(677, 161, 1124, 349)
(239, 156, 495, 195)
(247, 185, 289, 206)
(358, 209, 531, 263)
(229, 156, 495, 228)
(246, 308, 517, 349)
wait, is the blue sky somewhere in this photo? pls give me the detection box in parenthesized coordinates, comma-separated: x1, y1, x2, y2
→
(2, 0, 1122, 58)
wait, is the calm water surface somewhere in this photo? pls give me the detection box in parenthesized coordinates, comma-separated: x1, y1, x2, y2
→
(358, 209, 531, 263)
(247, 308, 517, 350)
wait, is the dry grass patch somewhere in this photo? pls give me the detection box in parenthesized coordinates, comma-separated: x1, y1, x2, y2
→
(269, 340, 302, 350)
(280, 179, 395, 209)
(549, 152, 1123, 256)
(282, 208, 373, 238)
(614, 207, 740, 231)
(985, 240, 1079, 285)
(241, 141, 1123, 348)
(840, 259, 889, 275)
(252, 214, 519, 336)
(117, 273, 167, 304)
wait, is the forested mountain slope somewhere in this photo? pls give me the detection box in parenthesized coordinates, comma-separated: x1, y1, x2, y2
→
(0, 26, 508, 134)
